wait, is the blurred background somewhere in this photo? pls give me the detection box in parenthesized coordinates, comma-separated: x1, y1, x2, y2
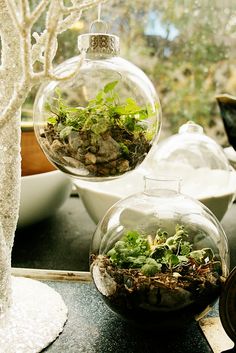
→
(24, 0, 236, 146)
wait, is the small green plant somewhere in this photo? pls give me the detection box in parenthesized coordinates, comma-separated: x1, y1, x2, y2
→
(92, 223, 224, 322)
(43, 80, 158, 176)
(46, 80, 157, 141)
(92, 225, 223, 322)
(107, 224, 219, 276)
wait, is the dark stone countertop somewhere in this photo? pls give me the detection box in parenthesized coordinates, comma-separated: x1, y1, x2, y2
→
(43, 280, 214, 353)
(12, 195, 95, 272)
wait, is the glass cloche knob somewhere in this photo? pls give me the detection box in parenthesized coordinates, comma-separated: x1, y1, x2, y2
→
(90, 177, 229, 330)
(33, 28, 161, 181)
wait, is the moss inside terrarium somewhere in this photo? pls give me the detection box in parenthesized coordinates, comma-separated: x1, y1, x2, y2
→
(40, 81, 158, 177)
(91, 224, 224, 329)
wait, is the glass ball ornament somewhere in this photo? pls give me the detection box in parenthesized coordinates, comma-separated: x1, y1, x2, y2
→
(90, 177, 229, 330)
(33, 29, 161, 181)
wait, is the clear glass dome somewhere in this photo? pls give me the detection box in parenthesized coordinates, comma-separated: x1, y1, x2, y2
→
(33, 33, 161, 181)
(90, 178, 229, 330)
(142, 121, 236, 221)
(149, 121, 230, 171)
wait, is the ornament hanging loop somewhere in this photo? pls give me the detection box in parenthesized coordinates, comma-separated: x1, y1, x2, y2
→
(89, 3, 108, 34)
(90, 19, 108, 34)
(78, 1, 119, 57)
(97, 3, 102, 21)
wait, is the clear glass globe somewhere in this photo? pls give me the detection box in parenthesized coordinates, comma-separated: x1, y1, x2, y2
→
(33, 34, 161, 181)
(90, 177, 229, 330)
(149, 121, 231, 171)
(142, 121, 236, 221)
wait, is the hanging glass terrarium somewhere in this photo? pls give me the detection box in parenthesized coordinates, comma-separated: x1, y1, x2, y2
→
(33, 22, 161, 181)
(90, 177, 229, 330)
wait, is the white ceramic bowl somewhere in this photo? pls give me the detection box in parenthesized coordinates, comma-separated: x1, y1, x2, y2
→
(74, 164, 236, 224)
(224, 146, 236, 170)
(18, 170, 72, 228)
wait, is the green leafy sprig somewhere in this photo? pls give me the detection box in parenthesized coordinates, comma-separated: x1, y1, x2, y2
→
(107, 225, 218, 277)
(46, 80, 157, 141)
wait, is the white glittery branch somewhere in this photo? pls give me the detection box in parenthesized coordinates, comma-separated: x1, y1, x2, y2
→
(59, 0, 106, 32)
(0, 110, 21, 315)
(20, 2, 34, 81)
(44, 0, 62, 76)
(0, 1, 22, 222)
(20, 0, 30, 19)
(46, 50, 86, 81)
(58, 9, 83, 32)
(0, 81, 31, 129)
(6, 1, 32, 81)
(1, 1, 34, 127)
(20, 0, 30, 18)
(61, 0, 106, 14)
(22, 0, 50, 63)
(29, 0, 50, 27)
(0, 227, 12, 314)
(31, 30, 47, 64)
(5, 0, 21, 31)
(31, 0, 105, 64)
(0, 3, 21, 82)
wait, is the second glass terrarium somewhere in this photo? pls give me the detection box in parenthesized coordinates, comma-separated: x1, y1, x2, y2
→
(33, 29, 161, 181)
(90, 177, 229, 330)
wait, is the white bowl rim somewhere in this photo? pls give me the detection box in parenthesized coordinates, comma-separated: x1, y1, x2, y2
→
(21, 170, 64, 180)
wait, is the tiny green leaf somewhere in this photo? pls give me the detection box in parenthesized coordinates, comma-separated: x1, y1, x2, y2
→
(119, 142, 129, 156)
(47, 116, 58, 125)
(103, 80, 119, 93)
(180, 242, 192, 256)
(141, 258, 162, 276)
(95, 90, 105, 102)
(150, 244, 168, 261)
(167, 254, 180, 267)
(45, 102, 52, 112)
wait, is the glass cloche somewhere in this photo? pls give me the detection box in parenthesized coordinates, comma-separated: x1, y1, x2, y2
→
(142, 120, 236, 220)
(148, 121, 231, 171)
(90, 177, 229, 330)
(33, 28, 161, 181)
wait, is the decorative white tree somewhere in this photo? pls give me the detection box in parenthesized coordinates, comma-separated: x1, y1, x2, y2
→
(0, 0, 105, 350)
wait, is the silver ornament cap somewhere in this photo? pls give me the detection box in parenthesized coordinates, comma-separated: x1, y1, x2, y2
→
(78, 33, 120, 58)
